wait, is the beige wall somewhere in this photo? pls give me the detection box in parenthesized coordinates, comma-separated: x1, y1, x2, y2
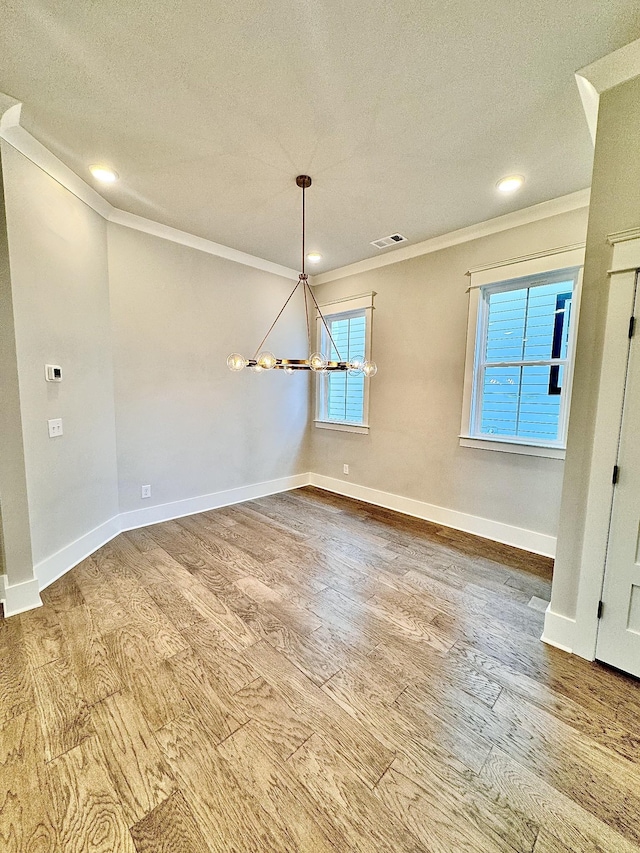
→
(552, 75, 640, 619)
(107, 224, 310, 514)
(311, 207, 589, 541)
(2, 142, 119, 567)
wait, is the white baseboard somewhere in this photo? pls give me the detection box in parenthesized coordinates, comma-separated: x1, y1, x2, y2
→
(119, 473, 310, 532)
(29, 473, 310, 599)
(541, 605, 576, 653)
(1, 576, 42, 616)
(36, 515, 122, 591)
(309, 473, 556, 558)
(11, 469, 557, 616)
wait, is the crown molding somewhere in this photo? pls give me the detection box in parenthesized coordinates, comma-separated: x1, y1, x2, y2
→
(576, 37, 640, 146)
(107, 208, 298, 279)
(1, 103, 113, 218)
(311, 189, 590, 286)
(0, 99, 299, 280)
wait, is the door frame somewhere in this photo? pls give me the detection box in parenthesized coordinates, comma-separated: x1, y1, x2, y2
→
(571, 228, 640, 660)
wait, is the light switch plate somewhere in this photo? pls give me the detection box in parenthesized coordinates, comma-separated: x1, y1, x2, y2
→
(48, 418, 63, 437)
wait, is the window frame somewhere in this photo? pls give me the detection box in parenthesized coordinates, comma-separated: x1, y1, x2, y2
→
(460, 246, 584, 459)
(314, 292, 375, 434)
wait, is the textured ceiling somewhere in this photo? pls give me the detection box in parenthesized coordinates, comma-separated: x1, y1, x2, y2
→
(1, 1, 639, 273)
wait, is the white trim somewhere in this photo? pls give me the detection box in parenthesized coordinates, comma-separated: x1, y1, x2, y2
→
(0, 102, 299, 281)
(575, 38, 640, 147)
(309, 473, 556, 557)
(466, 244, 585, 288)
(36, 515, 122, 591)
(310, 190, 590, 285)
(314, 420, 369, 434)
(119, 473, 310, 532)
(108, 210, 298, 280)
(317, 292, 376, 313)
(608, 227, 640, 246)
(459, 436, 565, 459)
(575, 74, 599, 145)
(461, 262, 583, 454)
(12, 470, 559, 614)
(0, 104, 112, 218)
(24, 474, 310, 605)
(569, 247, 640, 661)
(541, 605, 576, 654)
(1, 576, 42, 617)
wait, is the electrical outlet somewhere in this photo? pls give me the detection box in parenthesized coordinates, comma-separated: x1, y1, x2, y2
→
(343, 464, 349, 475)
(48, 418, 63, 438)
(141, 485, 151, 499)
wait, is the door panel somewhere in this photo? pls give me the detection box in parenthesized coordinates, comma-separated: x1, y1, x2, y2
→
(596, 277, 640, 677)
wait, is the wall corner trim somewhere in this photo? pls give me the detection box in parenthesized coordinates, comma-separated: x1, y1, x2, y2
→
(1, 576, 42, 617)
(308, 473, 556, 557)
(576, 37, 640, 148)
(541, 605, 577, 654)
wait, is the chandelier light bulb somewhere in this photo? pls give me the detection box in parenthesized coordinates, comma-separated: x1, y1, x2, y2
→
(309, 352, 327, 372)
(226, 176, 377, 379)
(257, 351, 278, 370)
(226, 353, 247, 372)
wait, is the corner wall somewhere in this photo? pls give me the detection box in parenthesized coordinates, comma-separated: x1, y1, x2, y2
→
(107, 222, 310, 525)
(1, 142, 120, 584)
(551, 74, 640, 622)
(310, 207, 589, 553)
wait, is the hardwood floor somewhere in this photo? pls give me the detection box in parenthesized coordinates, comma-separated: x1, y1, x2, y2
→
(2, 486, 639, 852)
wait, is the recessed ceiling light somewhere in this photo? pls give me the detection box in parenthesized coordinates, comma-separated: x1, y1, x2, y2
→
(307, 252, 322, 263)
(89, 165, 119, 183)
(497, 175, 524, 194)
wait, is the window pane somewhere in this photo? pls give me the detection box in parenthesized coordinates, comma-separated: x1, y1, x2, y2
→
(523, 281, 574, 361)
(479, 364, 562, 441)
(485, 289, 527, 363)
(485, 280, 574, 364)
(325, 313, 366, 423)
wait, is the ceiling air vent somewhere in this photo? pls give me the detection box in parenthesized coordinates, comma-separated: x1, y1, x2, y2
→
(370, 233, 407, 249)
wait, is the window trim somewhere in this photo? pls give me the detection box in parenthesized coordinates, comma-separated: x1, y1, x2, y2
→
(314, 292, 375, 433)
(460, 246, 584, 457)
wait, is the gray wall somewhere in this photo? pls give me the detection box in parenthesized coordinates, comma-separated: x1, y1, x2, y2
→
(311, 207, 589, 541)
(552, 75, 640, 619)
(0, 146, 35, 586)
(2, 142, 119, 567)
(107, 224, 310, 514)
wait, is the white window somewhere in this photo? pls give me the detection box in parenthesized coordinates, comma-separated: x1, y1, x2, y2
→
(461, 246, 584, 458)
(315, 292, 375, 434)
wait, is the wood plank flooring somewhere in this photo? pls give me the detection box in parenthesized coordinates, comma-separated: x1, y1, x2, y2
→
(2, 486, 639, 852)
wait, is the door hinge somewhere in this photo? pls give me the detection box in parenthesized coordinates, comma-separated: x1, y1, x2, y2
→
(597, 600, 604, 619)
(629, 316, 636, 339)
(612, 464, 620, 485)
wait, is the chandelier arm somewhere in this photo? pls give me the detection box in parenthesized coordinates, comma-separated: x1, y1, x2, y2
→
(303, 280, 312, 352)
(304, 279, 344, 362)
(252, 278, 301, 359)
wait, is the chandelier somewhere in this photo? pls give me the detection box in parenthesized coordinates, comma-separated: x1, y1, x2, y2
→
(226, 175, 377, 377)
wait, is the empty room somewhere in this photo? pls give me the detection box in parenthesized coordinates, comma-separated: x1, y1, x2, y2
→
(1, 3, 640, 851)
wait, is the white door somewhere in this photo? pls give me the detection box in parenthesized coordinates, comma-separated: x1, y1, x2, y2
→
(597, 276, 640, 677)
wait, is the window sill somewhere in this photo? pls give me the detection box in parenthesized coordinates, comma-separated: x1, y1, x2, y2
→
(315, 420, 369, 435)
(459, 435, 565, 459)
